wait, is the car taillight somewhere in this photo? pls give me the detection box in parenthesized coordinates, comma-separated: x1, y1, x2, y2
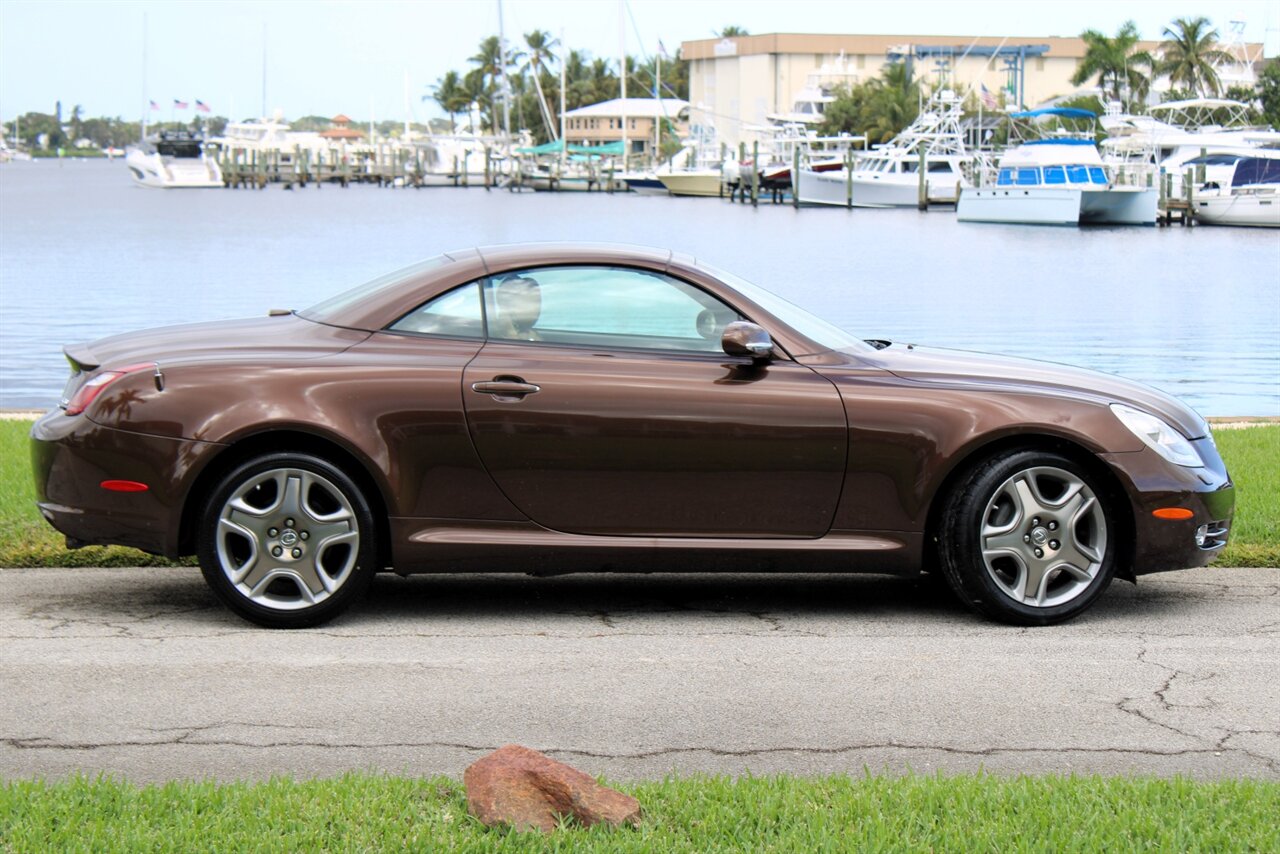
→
(63, 362, 156, 416)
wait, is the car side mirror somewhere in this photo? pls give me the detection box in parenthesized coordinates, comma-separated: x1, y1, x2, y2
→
(721, 321, 775, 360)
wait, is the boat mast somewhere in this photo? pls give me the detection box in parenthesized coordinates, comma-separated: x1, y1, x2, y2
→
(654, 46, 660, 165)
(618, 0, 627, 171)
(140, 12, 148, 142)
(403, 68, 411, 138)
(559, 30, 567, 173)
(497, 0, 512, 142)
(261, 23, 267, 118)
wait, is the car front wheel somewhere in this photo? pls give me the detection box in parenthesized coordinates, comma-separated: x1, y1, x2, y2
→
(196, 452, 376, 628)
(937, 450, 1117, 626)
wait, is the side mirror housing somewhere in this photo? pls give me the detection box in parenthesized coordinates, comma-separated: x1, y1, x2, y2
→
(721, 321, 775, 360)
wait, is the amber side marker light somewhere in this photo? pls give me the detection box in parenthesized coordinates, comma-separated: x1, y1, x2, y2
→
(1153, 507, 1194, 520)
(101, 480, 149, 493)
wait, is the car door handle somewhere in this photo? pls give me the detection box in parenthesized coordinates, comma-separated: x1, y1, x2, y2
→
(471, 380, 541, 397)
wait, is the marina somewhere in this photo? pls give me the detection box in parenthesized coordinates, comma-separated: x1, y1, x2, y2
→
(0, 158, 1276, 416)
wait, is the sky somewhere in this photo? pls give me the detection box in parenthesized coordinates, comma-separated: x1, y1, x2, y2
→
(1, 0, 1277, 124)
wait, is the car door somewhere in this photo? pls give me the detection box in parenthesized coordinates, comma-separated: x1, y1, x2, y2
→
(460, 265, 848, 538)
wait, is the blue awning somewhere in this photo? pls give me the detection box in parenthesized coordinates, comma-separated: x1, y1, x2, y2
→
(1023, 138, 1097, 146)
(515, 139, 565, 155)
(1010, 107, 1097, 120)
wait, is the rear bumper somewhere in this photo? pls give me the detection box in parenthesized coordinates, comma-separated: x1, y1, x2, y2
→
(1102, 437, 1235, 576)
(30, 410, 223, 557)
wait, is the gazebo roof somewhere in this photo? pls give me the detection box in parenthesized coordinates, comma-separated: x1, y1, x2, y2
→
(331, 113, 353, 125)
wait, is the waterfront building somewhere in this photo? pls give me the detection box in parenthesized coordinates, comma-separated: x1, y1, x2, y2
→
(562, 98, 690, 158)
(681, 33, 1264, 149)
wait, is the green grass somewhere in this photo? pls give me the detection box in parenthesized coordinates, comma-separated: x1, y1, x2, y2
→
(1, 420, 1276, 568)
(1, 773, 1277, 852)
(1212, 426, 1280, 567)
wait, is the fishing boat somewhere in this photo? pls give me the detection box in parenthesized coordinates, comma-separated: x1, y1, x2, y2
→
(793, 90, 971, 207)
(1192, 156, 1280, 227)
(657, 168, 723, 197)
(958, 108, 1157, 226)
(124, 131, 222, 188)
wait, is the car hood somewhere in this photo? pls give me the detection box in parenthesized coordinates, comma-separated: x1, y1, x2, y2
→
(64, 314, 370, 372)
(860, 344, 1208, 439)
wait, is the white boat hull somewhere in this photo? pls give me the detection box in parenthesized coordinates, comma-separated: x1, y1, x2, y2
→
(796, 169, 963, 207)
(958, 186, 1157, 225)
(658, 171, 722, 197)
(1080, 188, 1158, 225)
(1193, 192, 1280, 227)
(125, 149, 222, 189)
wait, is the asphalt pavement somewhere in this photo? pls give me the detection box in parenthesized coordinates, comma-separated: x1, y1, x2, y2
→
(1, 565, 1277, 783)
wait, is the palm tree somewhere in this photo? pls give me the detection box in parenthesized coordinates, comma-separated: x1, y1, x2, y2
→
(1070, 21, 1153, 106)
(462, 68, 491, 130)
(719, 26, 748, 37)
(470, 36, 511, 130)
(522, 29, 560, 138)
(1159, 17, 1232, 97)
(563, 50, 595, 111)
(589, 57, 617, 103)
(427, 70, 468, 132)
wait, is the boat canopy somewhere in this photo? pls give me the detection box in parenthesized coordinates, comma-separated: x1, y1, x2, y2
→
(1010, 107, 1097, 120)
(1150, 98, 1247, 112)
(1233, 158, 1280, 187)
(516, 139, 565, 155)
(516, 140, 626, 157)
(1023, 138, 1096, 146)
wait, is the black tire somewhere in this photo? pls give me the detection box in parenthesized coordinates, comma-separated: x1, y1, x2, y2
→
(196, 452, 377, 628)
(936, 449, 1117, 626)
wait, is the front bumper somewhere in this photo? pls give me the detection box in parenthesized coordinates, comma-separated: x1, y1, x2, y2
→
(1102, 437, 1235, 576)
(30, 410, 223, 557)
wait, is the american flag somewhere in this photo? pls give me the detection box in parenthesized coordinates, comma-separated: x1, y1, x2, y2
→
(980, 84, 998, 110)
(195, 99, 211, 113)
(149, 100, 159, 111)
(173, 99, 189, 109)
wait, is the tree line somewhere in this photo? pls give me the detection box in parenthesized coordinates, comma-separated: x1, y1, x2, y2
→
(3, 106, 230, 153)
(426, 30, 689, 142)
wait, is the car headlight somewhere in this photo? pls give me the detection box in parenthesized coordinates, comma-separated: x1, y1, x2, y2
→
(1110, 403, 1204, 468)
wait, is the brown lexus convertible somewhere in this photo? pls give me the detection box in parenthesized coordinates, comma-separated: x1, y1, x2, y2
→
(31, 243, 1234, 627)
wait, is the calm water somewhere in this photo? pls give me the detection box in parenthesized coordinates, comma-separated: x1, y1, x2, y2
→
(1, 159, 1278, 414)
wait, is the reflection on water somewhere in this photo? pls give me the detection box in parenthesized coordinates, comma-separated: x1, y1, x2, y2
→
(1, 159, 1277, 414)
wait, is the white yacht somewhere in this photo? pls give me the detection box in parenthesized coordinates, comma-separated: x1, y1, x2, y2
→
(959, 108, 1157, 226)
(1193, 156, 1280, 228)
(209, 113, 330, 157)
(125, 131, 222, 188)
(794, 90, 971, 207)
(1101, 99, 1280, 193)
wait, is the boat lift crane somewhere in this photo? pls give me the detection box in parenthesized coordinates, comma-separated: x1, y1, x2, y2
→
(886, 44, 1050, 110)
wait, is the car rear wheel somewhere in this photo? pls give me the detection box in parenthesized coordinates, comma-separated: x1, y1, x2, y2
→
(937, 450, 1117, 625)
(197, 452, 376, 628)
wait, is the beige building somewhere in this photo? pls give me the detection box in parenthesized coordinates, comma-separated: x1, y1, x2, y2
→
(562, 98, 690, 158)
(681, 33, 1264, 149)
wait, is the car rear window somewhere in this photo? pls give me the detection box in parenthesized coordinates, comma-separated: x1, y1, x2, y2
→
(300, 255, 453, 325)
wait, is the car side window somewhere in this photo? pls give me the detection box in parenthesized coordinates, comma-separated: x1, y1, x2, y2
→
(482, 266, 742, 353)
(388, 282, 483, 338)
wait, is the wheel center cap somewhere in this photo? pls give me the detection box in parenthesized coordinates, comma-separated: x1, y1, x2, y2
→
(279, 529, 299, 546)
(1030, 527, 1049, 546)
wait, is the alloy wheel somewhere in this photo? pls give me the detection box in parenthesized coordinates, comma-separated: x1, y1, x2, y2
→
(214, 467, 359, 611)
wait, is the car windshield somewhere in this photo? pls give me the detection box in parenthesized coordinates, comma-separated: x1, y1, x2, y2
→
(697, 262, 872, 354)
(299, 255, 453, 324)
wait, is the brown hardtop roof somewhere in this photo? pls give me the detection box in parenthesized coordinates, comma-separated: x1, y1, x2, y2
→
(476, 242, 673, 273)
